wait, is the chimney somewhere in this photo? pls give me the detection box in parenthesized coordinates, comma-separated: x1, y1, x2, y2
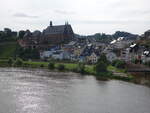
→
(50, 21, 53, 27)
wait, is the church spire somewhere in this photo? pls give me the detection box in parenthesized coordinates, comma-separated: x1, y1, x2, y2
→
(50, 21, 53, 27)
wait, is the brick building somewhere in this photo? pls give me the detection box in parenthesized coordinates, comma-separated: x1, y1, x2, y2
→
(19, 21, 74, 50)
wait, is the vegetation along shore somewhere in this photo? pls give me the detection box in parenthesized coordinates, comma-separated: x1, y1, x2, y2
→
(0, 56, 134, 83)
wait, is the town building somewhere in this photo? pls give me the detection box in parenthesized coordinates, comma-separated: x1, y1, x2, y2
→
(19, 21, 74, 50)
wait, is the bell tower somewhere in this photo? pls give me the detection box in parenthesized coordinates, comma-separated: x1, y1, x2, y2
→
(50, 21, 53, 27)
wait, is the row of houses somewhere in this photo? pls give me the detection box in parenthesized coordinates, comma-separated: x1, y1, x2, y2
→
(119, 43, 150, 63)
(40, 39, 118, 64)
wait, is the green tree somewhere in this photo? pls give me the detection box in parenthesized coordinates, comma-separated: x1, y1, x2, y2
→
(95, 61, 107, 75)
(94, 54, 109, 76)
(15, 46, 40, 60)
(18, 30, 25, 39)
(97, 53, 109, 66)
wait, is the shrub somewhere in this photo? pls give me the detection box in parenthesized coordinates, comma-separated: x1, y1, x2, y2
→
(48, 62, 55, 70)
(14, 58, 23, 66)
(57, 64, 65, 71)
(112, 59, 126, 69)
(77, 63, 85, 74)
(95, 61, 107, 76)
(40, 64, 44, 68)
(115, 60, 126, 69)
(112, 60, 117, 66)
(7, 58, 14, 66)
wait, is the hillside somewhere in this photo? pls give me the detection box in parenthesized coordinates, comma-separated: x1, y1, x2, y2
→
(75, 31, 138, 43)
(0, 41, 18, 58)
(137, 30, 150, 47)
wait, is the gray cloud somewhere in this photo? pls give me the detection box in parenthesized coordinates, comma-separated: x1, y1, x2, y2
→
(13, 13, 38, 18)
(54, 10, 76, 15)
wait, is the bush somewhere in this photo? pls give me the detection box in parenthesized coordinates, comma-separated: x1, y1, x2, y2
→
(112, 60, 117, 66)
(112, 59, 126, 69)
(77, 63, 85, 74)
(57, 64, 65, 71)
(40, 64, 44, 68)
(48, 62, 55, 70)
(95, 61, 108, 75)
(14, 58, 23, 66)
(115, 60, 126, 69)
(7, 58, 14, 66)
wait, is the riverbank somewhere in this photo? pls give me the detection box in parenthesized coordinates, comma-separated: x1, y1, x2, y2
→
(0, 59, 134, 82)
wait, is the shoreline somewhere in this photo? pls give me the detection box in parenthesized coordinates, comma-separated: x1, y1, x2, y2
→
(2, 59, 150, 86)
(0, 66, 150, 87)
(0, 64, 133, 81)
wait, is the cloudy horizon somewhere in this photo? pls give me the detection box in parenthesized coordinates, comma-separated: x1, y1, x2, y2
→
(0, 0, 150, 35)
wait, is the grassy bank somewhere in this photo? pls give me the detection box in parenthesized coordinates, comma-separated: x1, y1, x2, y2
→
(0, 59, 133, 82)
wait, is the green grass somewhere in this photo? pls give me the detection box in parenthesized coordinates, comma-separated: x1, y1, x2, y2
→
(85, 65, 95, 74)
(0, 59, 134, 82)
(0, 42, 17, 58)
(107, 65, 126, 73)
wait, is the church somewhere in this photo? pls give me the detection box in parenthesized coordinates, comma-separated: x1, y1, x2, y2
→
(19, 21, 74, 50)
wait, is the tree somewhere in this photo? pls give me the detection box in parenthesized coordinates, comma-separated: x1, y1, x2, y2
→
(97, 53, 109, 66)
(15, 46, 40, 60)
(18, 30, 25, 39)
(94, 54, 109, 76)
(4, 28, 12, 37)
(95, 61, 107, 75)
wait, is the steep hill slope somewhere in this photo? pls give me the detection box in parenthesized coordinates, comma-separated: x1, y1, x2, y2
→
(0, 41, 17, 58)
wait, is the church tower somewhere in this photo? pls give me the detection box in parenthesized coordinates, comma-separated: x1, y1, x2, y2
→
(50, 21, 53, 27)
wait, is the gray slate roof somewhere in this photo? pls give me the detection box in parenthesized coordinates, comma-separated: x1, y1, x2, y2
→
(43, 25, 72, 35)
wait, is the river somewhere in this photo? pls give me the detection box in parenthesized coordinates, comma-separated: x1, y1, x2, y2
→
(0, 68, 150, 113)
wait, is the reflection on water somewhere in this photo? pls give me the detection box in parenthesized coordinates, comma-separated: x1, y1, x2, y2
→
(0, 68, 150, 113)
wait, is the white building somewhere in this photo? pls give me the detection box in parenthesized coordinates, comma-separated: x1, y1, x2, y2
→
(106, 52, 117, 62)
(40, 51, 53, 59)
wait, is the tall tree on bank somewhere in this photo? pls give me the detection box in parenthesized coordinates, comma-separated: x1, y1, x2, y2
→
(94, 54, 109, 75)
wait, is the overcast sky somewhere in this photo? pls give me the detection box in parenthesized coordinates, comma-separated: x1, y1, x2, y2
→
(0, 0, 150, 35)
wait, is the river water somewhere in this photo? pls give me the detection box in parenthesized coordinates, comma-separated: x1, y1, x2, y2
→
(0, 68, 150, 113)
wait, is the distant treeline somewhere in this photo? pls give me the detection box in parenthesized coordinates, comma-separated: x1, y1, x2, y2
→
(0, 28, 18, 42)
(75, 31, 138, 43)
(0, 28, 28, 42)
